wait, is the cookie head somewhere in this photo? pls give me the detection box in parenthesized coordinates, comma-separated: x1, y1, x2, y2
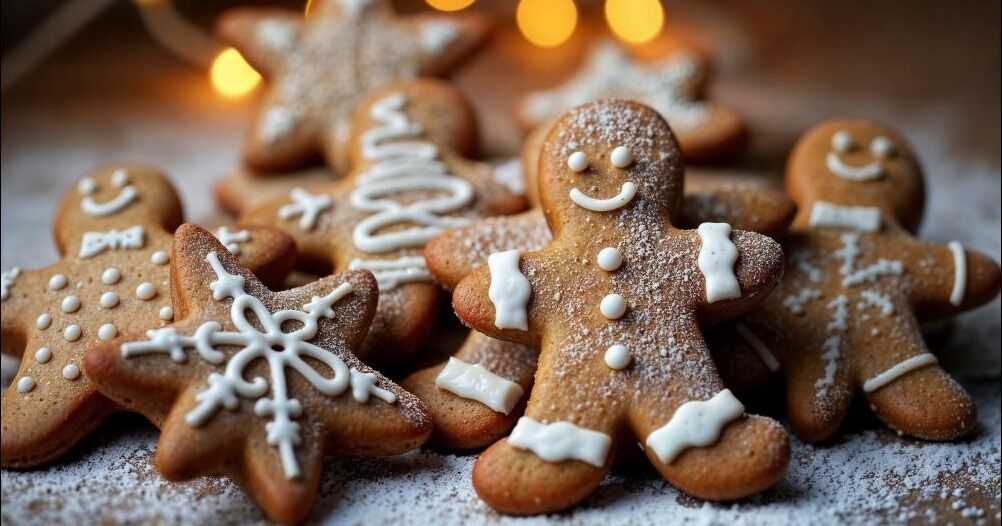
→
(787, 119, 925, 231)
(536, 100, 685, 235)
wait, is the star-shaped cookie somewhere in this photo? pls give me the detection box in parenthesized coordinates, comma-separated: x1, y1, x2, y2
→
(84, 224, 432, 524)
(217, 0, 489, 173)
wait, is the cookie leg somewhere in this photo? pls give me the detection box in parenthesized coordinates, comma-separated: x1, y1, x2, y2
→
(863, 364, 976, 440)
(784, 352, 853, 442)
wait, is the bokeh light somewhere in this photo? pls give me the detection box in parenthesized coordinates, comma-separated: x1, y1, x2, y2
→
(426, 0, 476, 11)
(210, 48, 261, 98)
(605, 0, 664, 45)
(517, 0, 578, 48)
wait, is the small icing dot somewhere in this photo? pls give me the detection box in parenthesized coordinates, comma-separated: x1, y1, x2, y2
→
(62, 364, 81, 380)
(604, 345, 631, 370)
(17, 376, 35, 394)
(36, 313, 52, 330)
(48, 274, 68, 290)
(597, 247, 622, 271)
(111, 169, 129, 187)
(78, 177, 97, 195)
(567, 151, 589, 172)
(600, 294, 627, 320)
(98, 323, 117, 341)
(35, 347, 52, 364)
(870, 136, 895, 158)
(100, 291, 119, 308)
(159, 306, 174, 321)
(832, 130, 854, 152)
(151, 250, 169, 265)
(136, 282, 157, 300)
(610, 146, 633, 168)
(101, 267, 121, 285)
(64, 324, 82, 341)
(61, 295, 81, 313)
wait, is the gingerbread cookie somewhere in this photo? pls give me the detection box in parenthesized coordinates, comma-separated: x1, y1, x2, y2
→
(723, 119, 1002, 442)
(217, 0, 489, 173)
(408, 172, 794, 450)
(516, 41, 745, 162)
(449, 100, 789, 513)
(0, 165, 296, 468)
(239, 79, 526, 364)
(83, 224, 430, 524)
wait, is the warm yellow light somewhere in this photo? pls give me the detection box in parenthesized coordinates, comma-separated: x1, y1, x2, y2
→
(605, 0, 664, 45)
(210, 48, 261, 98)
(517, 0, 578, 48)
(305, 0, 315, 15)
(426, 0, 475, 11)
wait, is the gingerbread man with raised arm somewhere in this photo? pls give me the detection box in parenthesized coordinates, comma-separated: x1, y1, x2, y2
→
(240, 80, 524, 364)
(728, 119, 1001, 442)
(451, 100, 790, 514)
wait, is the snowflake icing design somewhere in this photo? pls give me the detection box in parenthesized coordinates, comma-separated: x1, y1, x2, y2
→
(122, 251, 395, 479)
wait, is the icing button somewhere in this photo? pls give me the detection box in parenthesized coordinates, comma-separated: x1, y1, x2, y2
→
(604, 345, 631, 370)
(600, 294, 627, 320)
(62, 364, 81, 380)
(17, 376, 35, 394)
(136, 282, 157, 300)
(597, 247, 622, 271)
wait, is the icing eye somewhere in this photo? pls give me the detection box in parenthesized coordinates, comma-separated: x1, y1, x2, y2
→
(831, 130, 855, 153)
(869, 136, 895, 159)
(567, 151, 589, 172)
(610, 146, 633, 168)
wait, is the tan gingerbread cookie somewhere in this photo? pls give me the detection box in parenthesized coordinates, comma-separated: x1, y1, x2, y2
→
(724, 119, 1001, 442)
(450, 100, 790, 513)
(217, 0, 488, 173)
(0, 165, 296, 468)
(83, 224, 431, 525)
(239, 79, 525, 364)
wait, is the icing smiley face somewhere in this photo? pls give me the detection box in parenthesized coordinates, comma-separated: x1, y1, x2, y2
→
(826, 129, 896, 181)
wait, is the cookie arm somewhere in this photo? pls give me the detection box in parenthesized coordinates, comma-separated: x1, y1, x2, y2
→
(1, 268, 42, 356)
(452, 252, 543, 346)
(696, 229, 785, 325)
(214, 8, 302, 77)
(681, 184, 796, 237)
(899, 238, 1001, 320)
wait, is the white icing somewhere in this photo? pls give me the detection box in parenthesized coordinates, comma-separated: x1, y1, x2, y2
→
(150, 250, 169, 265)
(831, 130, 855, 153)
(508, 417, 612, 467)
(260, 106, 300, 144)
(569, 182, 637, 212)
(279, 188, 332, 231)
(696, 222, 741, 303)
(490, 159, 525, 195)
(17, 376, 35, 394)
(348, 256, 430, 292)
(610, 146, 633, 168)
(36, 313, 52, 330)
(783, 287, 822, 315)
(841, 259, 904, 287)
(434, 357, 524, 415)
(339, 0, 375, 16)
(64, 325, 82, 341)
(645, 389, 745, 464)
(48, 274, 68, 290)
(215, 227, 252, 256)
(487, 250, 532, 330)
(159, 306, 174, 321)
(948, 241, 966, 306)
(79, 170, 138, 217)
(604, 344, 631, 370)
(862, 353, 938, 393)
(809, 201, 882, 232)
(869, 136, 895, 158)
(420, 20, 459, 55)
(101, 267, 122, 285)
(100, 292, 119, 309)
(121, 251, 394, 480)
(61, 295, 81, 313)
(256, 19, 298, 52)
(826, 152, 883, 181)
(348, 369, 397, 403)
(78, 177, 97, 195)
(735, 323, 780, 372)
(859, 289, 895, 316)
(600, 293, 627, 319)
(98, 323, 118, 341)
(80, 226, 145, 259)
(596, 247, 622, 271)
(35, 347, 51, 364)
(62, 364, 81, 380)
(0, 267, 19, 301)
(135, 283, 157, 301)
(567, 151, 589, 172)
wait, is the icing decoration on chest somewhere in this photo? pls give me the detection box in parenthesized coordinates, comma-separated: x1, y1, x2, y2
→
(159, 306, 175, 321)
(645, 389, 745, 464)
(487, 250, 532, 330)
(734, 323, 780, 372)
(62, 364, 81, 380)
(348, 92, 474, 290)
(596, 247, 622, 271)
(948, 241, 966, 306)
(569, 182, 637, 212)
(135, 282, 157, 301)
(36, 314, 52, 330)
(101, 267, 122, 285)
(79, 226, 145, 259)
(508, 417, 612, 468)
(696, 222, 741, 303)
(64, 325, 82, 341)
(434, 357, 524, 414)
(49, 274, 68, 290)
(150, 250, 169, 266)
(862, 353, 938, 393)
(35, 347, 52, 363)
(100, 292, 119, 309)
(17, 376, 35, 394)
(120, 251, 396, 480)
(1, 267, 21, 301)
(348, 256, 431, 291)
(809, 201, 882, 232)
(61, 295, 81, 313)
(215, 227, 252, 256)
(279, 188, 332, 231)
(599, 293, 627, 320)
(604, 344, 631, 370)
(78, 170, 139, 217)
(98, 323, 118, 341)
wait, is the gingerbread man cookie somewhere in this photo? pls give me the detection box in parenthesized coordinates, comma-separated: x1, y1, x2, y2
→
(240, 79, 525, 363)
(409, 175, 795, 450)
(450, 100, 790, 513)
(83, 224, 431, 525)
(0, 165, 296, 468)
(217, 0, 489, 173)
(517, 41, 745, 162)
(727, 119, 1001, 442)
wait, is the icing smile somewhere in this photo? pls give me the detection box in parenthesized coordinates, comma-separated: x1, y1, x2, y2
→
(569, 182, 637, 212)
(825, 152, 883, 181)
